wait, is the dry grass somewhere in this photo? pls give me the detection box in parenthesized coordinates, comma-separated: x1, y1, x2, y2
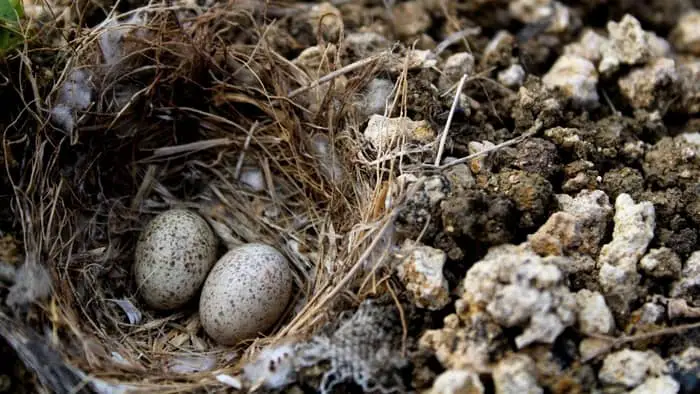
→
(0, 1, 421, 392)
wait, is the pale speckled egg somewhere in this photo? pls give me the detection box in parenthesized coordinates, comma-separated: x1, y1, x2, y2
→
(134, 209, 218, 310)
(199, 243, 293, 345)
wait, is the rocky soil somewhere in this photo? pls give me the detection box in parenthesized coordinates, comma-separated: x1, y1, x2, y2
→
(1, 0, 700, 393)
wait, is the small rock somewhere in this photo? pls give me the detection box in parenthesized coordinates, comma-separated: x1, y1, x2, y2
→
(440, 187, 517, 245)
(579, 338, 611, 361)
(542, 55, 599, 108)
(599, 349, 667, 388)
(602, 167, 645, 201)
(544, 2, 574, 34)
(644, 134, 700, 189)
(419, 308, 507, 370)
(392, 1, 431, 39)
(509, 0, 554, 24)
(639, 247, 682, 279)
(669, 347, 700, 394)
(492, 354, 543, 394)
(461, 244, 576, 348)
(395, 241, 450, 310)
(676, 61, 700, 114)
(670, 251, 700, 304)
(667, 298, 700, 319)
(528, 212, 580, 257)
(599, 194, 655, 269)
(575, 289, 615, 335)
(467, 140, 496, 174)
(307, 2, 343, 42)
(487, 170, 553, 229)
(629, 376, 680, 394)
(345, 32, 390, 58)
(392, 49, 439, 71)
(443, 160, 475, 192)
(498, 64, 526, 88)
(670, 11, 700, 55)
(556, 190, 613, 255)
(482, 31, 515, 68)
(438, 53, 475, 90)
(599, 14, 657, 74)
(618, 58, 680, 113)
(357, 78, 395, 119)
(363, 115, 435, 151)
(632, 302, 666, 325)
(395, 175, 449, 239)
(563, 29, 607, 63)
(597, 194, 654, 317)
(429, 369, 484, 394)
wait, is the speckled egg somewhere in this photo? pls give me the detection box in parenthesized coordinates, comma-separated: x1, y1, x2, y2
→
(134, 209, 218, 310)
(199, 243, 293, 345)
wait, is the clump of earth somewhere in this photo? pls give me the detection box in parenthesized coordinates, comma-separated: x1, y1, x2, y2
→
(2, 0, 700, 393)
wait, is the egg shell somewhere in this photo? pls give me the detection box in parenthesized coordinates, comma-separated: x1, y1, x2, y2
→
(135, 209, 218, 310)
(199, 243, 293, 345)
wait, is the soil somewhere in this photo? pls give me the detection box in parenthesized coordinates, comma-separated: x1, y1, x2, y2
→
(1, 0, 699, 393)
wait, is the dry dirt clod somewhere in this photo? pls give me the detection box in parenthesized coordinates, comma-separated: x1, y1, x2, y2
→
(599, 14, 662, 75)
(481, 31, 516, 69)
(556, 190, 613, 255)
(639, 247, 682, 279)
(355, 78, 395, 120)
(492, 354, 543, 394)
(618, 58, 681, 114)
(597, 194, 655, 319)
(391, 1, 432, 39)
(460, 244, 577, 349)
(486, 170, 554, 230)
(670, 251, 700, 304)
(508, 0, 555, 24)
(563, 29, 607, 63)
(598, 349, 667, 388)
(629, 376, 680, 394)
(575, 289, 616, 336)
(543, 55, 599, 108)
(670, 10, 700, 55)
(668, 347, 700, 393)
(602, 167, 645, 201)
(363, 115, 436, 151)
(394, 240, 450, 311)
(438, 53, 475, 91)
(497, 64, 526, 88)
(643, 134, 700, 189)
(428, 369, 484, 394)
(307, 3, 343, 43)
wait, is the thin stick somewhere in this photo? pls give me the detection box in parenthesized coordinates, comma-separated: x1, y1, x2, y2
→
(434, 73, 468, 166)
(582, 321, 700, 362)
(234, 121, 259, 179)
(433, 119, 542, 170)
(287, 54, 384, 99)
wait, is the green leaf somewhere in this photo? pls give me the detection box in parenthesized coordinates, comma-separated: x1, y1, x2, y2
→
(0, 0, 23, 54)
(0, 0, 23, 23)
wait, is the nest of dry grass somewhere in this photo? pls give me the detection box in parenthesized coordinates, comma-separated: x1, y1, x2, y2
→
(1, 1, 425, 392)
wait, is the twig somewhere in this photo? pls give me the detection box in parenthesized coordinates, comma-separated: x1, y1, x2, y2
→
(287, 54, 385, 99)
(234, 121, 259, 179)
(582, 321, 700, 363)
(432, 119, 542, 170)
(434, 73, 467, 166)
(433, 27, 481, 57)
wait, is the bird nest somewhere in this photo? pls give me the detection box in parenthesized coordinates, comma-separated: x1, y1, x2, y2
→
(0, 2, 422, 392)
